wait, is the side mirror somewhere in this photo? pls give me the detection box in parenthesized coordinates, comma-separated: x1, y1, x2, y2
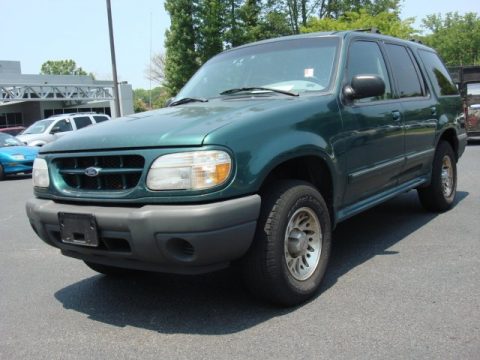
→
(343, 74, 385, 101)
(165, 97, 175, 107)
(50, 126, 61, 134)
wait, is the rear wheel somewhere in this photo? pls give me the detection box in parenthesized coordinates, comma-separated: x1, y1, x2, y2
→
(0, 164, 4, 181)
(418, 141, 457, 212)
(84, 261, 138, 276)
(241, 180, 331, 306)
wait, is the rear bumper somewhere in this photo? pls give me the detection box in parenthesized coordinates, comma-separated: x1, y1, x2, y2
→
(26, 195, 261, 274)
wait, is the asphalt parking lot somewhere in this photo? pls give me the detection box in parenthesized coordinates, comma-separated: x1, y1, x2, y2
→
(1, 143, 479, 360)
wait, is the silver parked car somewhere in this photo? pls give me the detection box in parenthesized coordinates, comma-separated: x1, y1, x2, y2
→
(17, 113, 110, 147)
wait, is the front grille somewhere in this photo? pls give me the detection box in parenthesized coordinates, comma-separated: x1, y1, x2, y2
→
(54, 155, 145, 191)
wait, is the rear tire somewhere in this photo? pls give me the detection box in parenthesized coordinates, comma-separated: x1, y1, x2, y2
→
(84, 261, 138, 276)
(0, 165, 4, 181)
(418, 141, 457, 212)
(241, 180, 331, 306)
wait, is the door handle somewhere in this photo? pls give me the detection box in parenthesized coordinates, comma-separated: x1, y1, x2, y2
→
(431, 106, 437, 116)
(392, 110, 401, 121)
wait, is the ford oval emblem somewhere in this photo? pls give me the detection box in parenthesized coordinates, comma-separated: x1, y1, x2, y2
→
(84, 167, 101, 177)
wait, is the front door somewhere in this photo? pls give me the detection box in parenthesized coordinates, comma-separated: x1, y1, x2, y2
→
(340, 40, 405, 206)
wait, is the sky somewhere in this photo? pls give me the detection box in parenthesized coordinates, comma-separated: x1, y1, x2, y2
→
(0, 0, 478, 90)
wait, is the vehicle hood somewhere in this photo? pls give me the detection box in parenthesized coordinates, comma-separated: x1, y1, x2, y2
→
(16, 133, 45, 142)
(40, 98, 299, 153)
(0, 146, 39, 158)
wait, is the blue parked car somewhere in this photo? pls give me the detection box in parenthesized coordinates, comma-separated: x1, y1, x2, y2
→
(0, 133, 38, 180)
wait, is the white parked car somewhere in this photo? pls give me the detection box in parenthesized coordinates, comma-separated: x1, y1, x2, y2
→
(17, 113, 111, 147)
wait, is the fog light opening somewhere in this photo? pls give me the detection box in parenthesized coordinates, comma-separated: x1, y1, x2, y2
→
(166, 238, 195, 261)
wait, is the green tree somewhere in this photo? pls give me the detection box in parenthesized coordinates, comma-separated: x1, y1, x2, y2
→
(196, 0, 226, 63)
(133, 87, 169, 112)
(40, 59, 89, 76)
(164, 0, 199, 96)
(421, 12, 480, 66)
(302, 9, 416, 39)
(317, 0, 401, 19)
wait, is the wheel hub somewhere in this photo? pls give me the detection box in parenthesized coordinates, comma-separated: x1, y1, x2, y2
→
(441, 155, 454, 197)
(284, 207, 322, 281)
(287, 229, 308, 257)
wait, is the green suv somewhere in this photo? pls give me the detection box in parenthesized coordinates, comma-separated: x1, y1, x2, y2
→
(26, 31, 467, 306)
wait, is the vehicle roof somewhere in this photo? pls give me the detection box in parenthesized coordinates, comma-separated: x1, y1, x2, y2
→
(47, 112, 104, 118)
(224, 29, 434, 53)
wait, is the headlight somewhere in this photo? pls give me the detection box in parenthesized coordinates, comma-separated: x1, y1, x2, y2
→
(32, 158, 50, 188)
(146, 150, 232, 190)
(11, 154, 25, 161)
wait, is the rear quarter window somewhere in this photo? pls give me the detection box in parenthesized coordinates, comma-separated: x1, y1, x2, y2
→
(418, 50, 458, 96)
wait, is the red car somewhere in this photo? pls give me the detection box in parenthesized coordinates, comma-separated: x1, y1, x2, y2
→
(0, 127, 26, 136)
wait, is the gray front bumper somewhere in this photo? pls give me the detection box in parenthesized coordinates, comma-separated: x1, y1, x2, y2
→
(26, 195, 261, 274)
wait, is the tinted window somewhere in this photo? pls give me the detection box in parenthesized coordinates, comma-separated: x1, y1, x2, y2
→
(385, 44, 423, 98)
(419, 50, 458, 96)
(73, 116, 93, 129)
(93, 116, 109, 123)
(347, 41, 392, 102)
(54, 119, 73, 133)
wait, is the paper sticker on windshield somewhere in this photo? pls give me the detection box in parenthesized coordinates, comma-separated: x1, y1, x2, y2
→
(304, 68, 314, 78)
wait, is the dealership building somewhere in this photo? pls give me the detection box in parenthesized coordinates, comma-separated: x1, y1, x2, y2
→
(0, 60, 133, 129)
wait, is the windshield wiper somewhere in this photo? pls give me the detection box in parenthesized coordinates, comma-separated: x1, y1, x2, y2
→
(220, 87, 299, 97)
(169, 97, 208, 107)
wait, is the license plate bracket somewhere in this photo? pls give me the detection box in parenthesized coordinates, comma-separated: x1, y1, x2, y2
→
(59, 212, 99, 247)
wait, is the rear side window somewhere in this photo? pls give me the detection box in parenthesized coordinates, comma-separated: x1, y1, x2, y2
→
(347, 41, 392, 102)
(385, 44, 423, 98)
(93, 116, 109, 123)
(418, 50, 458, 96)
(73, 116, 93, 129)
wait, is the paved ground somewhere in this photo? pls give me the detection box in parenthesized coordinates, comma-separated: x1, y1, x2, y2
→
(1, 143, 479, 360)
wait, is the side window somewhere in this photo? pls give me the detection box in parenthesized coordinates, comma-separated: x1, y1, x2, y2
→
(347, 41, 392, 102)
(385, 44, 423, 98)
(93, 116, 109, 123)
(54, 119, 73, 133)
(418, 50, 458, 96)
(73, 116, 93, 129)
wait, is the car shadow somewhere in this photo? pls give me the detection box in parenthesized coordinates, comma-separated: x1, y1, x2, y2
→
(54, 190, 468, 335)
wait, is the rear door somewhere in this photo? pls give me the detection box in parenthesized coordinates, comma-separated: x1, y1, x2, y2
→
(383, 43, 437, 182)
(340, 39, 405, 206)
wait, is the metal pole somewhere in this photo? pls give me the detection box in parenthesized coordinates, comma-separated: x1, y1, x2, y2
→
(106, 0, 121, 118)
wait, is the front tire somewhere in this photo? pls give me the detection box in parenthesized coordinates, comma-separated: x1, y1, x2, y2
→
(418, 141, 457, 212)
(0, 164, 4, 181)
(242, 180, 332, 306)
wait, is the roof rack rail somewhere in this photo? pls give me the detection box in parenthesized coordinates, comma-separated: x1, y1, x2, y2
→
(355, 28, 381, 34)
(409, 38, 423, 44)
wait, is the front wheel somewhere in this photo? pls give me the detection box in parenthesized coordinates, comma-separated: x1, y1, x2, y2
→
(241, 180, 332, 306)
(418, 141, 457, 212)
(0, 164, 4, 181)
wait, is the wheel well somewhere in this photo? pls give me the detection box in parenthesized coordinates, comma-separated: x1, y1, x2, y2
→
(439, 128, 459, 161)
(260, 156, 334, 219)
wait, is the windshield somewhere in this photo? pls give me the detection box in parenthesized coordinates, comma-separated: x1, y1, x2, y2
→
(0, 133, 23, 147)
(176, 36, 340, 100)
(22, 119, 55, 134)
